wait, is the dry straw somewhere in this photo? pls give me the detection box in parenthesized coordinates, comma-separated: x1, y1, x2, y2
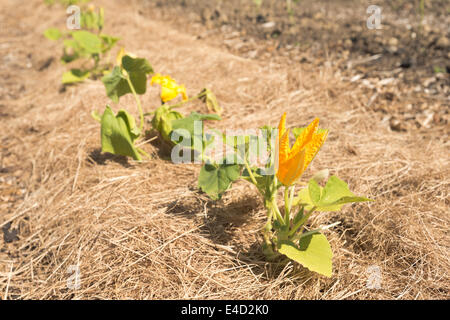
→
(0, 0, 448, 299)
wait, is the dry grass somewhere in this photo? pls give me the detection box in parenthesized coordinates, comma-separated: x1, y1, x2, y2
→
(0, 0, 449, 299)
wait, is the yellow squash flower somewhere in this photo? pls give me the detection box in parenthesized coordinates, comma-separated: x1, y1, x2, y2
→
(151, 74, 188, 103)
(277, 113, 328, 186)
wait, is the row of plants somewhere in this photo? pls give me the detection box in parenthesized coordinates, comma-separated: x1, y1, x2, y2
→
(43, 1, 372, 277)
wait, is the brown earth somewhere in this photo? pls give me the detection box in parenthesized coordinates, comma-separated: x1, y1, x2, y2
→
(151, 0, 450, 133)
(0, 0, 449, 299)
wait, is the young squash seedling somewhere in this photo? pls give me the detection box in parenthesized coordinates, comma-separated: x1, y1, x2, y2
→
(92, 51, 222, 161)
(44, 5, 119, 84)
(150, 75, 222, 149)
(196, 113, 372, 277)
(92, 52, 154, 161)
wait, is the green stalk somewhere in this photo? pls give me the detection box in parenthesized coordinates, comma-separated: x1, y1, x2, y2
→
(284, 185, 296, 225)
(284, 186, 290, 224)
(272, 198, 285, 225)
(288, 206, 316, 237)
(125, 74, 144, 132)
(289, 185, 295, 211)
(168, 91, 206, 110)
(244, 158, 258, 186)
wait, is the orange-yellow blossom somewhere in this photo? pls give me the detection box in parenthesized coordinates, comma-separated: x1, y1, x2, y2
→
(277, 113, 328, 186)
(151, 74, 188, 103)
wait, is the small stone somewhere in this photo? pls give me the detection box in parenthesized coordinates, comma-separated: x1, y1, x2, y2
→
(388, 37, 399, 47)
(389, 117, 406, 132)
(422, 77, 436, 87)
(436, 36, 449, 48)
(313, 12, 324, 20)
(344, 39, 353, 49)
(422, 24, 432, 34)
(261, 21, 276, 29)
(342, 50, 349, 59)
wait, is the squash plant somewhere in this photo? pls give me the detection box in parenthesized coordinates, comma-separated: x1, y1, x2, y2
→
(196, 113, 372, 277)
(44, 5, 118, 84)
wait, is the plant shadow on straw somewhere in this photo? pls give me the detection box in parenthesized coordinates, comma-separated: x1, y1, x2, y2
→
(164, 194, 257, 242)
(166, 192, 319, 280)
(86, 148, 132, 168)
(144, 130, 173, 160)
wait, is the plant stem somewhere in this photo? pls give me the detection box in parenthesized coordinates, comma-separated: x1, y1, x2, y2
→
(244, 159, 258, 186)
(168, 92, 205, 110)
(272, 198, 285, 225)
(288, 206, 316, 237)
(284, 185, 296, 225)
(289, 185, 295, 211)
(284, 186, 290, 224)
(125, 74, 144, 132)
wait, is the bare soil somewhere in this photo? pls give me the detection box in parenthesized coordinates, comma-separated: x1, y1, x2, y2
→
(0, 0, 449, 299)
(151, 0, 450, 132)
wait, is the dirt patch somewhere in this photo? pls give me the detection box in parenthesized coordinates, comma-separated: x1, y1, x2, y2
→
(148, 0, 449, 133)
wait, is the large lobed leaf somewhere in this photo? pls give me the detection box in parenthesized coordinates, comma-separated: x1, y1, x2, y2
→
(44, 28, 62, 41)
(62, 69, 90, 84)
(295, 175, 373, 211)
(102, 55, 153, 102)
(151, 105, 183, 142)
(100, 106, 142, 160)
(72, 30, 102, 54)
(278, 232, 332, 277)
(198, 163, 241, 200)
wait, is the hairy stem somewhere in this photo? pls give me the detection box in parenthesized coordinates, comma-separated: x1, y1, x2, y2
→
(288, 206, 316, 237)
(125, 74, 144, 132)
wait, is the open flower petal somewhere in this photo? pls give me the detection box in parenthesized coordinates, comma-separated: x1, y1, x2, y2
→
(278, 148, 306, 186)
(289, 118, 319, 158)
(151, 74, 188, 103)
(276, 114, 326, 186)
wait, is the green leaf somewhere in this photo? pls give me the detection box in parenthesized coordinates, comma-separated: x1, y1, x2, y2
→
(292, 206, 305, 225)
(200, 88, 222, 115)
(44, 28, 62, 41)
(101, 55, 153, 102)
(294, 176, 373, 211)
(62, 69, 90, 84)
(241, 167, 273, 191)
(308, 179, 322, 204)
(98, 8, 105, 30)
(253, 0, 262, 8)
(198, 163, 241, 200)
(61, 39, 82, 63)
(295, 187, 315, 211)
(72, 30, 102, 54)
(100, 34, 119, 53)
(91, 110, 101, 122)
(171, 112, 221, 152)
(100, 106, 142, 160)
(122, 55, 153, 93)
(171, 112, 221, 137)
(102, 67, 128, 103)
(278, 232, 332, 277)
(151, 105, 183, 142)
(81, 11, 97, 30)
